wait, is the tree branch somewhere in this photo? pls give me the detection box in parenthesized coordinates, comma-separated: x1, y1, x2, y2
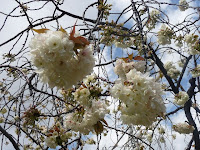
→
(177, 55, 192, 89)
(0, 126, 20, 150)
(150, 46, 179, 94)
(184, 78, 200, 150)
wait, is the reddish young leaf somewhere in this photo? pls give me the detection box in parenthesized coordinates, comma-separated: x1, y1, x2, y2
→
(54, 126, 60, 132)
(81, 83, 87, 88)
(71, 37, 85, 45)
(121, 57, 129, 63)
(100, 119, 108, 126)
(76, 36, 90, 45)
(47, 133, 52, 137)
(134, 56, 145, 61)
(49, 129, 54, 133)
(69, 20, 77, 39)
(69, 21, 90, 49)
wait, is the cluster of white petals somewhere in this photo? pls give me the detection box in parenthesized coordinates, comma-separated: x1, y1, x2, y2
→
(184, 34, 200, 55)
(85, 138, 96, 145)
(191, 65, 200, 77)
(83, 74, 96, 85)
(45, 123, 72, 149)
(164, 61, 180, 79)
(175, 35, 183, 47)
(74, 88, 91, 106)
(64, 100, 109, 134)
(114, 59, 146, 79)
(45, 136, 57, 149)
(29, 30, 95, 89)
(179, 0, 189, 11)
(158, 127, 165, 134)
(175, 40, 183, 48)
(146, 10, 160, 30)
(159, 136, 165, 143)
(185, 34, 197, 45)
(100, 35, 115, 46)
(157, 24, 174, 45)
(64, 75, 109, 134)
(101, 36, 135, 49)
(73, 75, 102, 106)
(173, 122, 194, 134)
(174, 91, 189, 106)
(146, 133, 153, 143)
(177, 59, 186, 68)
(111, 60, 166, 126)
(114, 37, 135, 49)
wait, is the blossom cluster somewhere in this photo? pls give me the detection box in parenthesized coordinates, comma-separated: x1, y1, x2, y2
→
(174, 91, 189, 106)
(175, 35, 184, 47)
(29, 30, 95, 89)
(73, 85, 102, 107)
(184, 34, 200, 55)
(164, 61, 180, 79)
(157, 24, 174, 45)
(179, 0, 189, 11)
(114, 59, 146, 79)
(114, 37, 135, 48)
(45, 122, 72, 149)
(158, 127, 165, 135)
(191, 65, 200, 78)
(146, 131, 165, 143)
(173, 122, 194, 134)
(97, 1, 112, 20)
(146, 10, 160, 30)
(101, 35, 135, 48)
(135, 126, 167, 145)
(64, 100, 109, 134)
(22, 106, 40, 127)
(64, 75, 109, 134)
(111, 59, 166, 126)
(177, 59, 186, 68)
(85, 138, 96, 145)
(100, 22, 149, 52)
(100, 22, 135, 48)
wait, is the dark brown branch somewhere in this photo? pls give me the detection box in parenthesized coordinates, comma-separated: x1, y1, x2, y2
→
(150, 46, 179, 94)
(0, 13, 65, 47)
(184, 78, 200, 150)
(104, 125, 154, 150)
(51, 0, 96, 24)
(0, 126, 20, 150)
(177, 55, 192, 89)
(95, 59, 116, 67)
